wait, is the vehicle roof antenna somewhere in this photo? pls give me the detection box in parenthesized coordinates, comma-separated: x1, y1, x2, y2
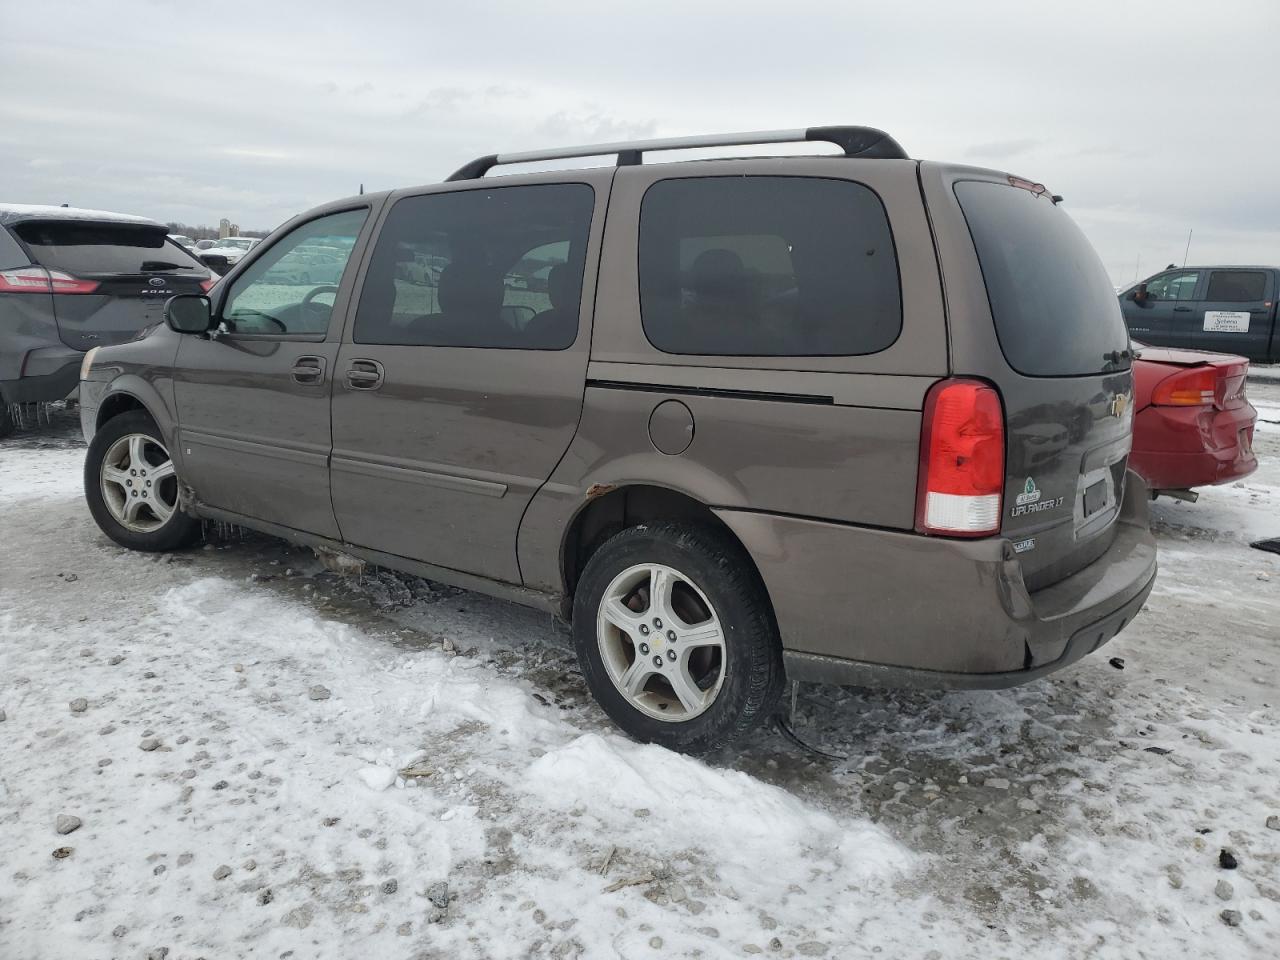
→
(359, 183, 364, 196)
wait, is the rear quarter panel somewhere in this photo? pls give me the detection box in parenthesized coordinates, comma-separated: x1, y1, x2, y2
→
(518, 157, 947, 595)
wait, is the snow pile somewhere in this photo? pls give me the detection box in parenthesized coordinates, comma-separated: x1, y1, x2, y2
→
(0, 573, 911, 959)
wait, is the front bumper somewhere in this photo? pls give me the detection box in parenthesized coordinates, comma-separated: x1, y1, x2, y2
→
(716, 471, 1158, 690)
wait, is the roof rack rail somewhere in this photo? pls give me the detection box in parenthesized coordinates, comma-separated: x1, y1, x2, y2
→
(445, 125, 908, 181)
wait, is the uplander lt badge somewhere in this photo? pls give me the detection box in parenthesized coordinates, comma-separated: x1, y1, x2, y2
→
(1011, 477, 1064, 517)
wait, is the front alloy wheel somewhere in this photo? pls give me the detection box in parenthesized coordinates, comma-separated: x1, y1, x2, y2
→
(84, 410, 200, 552)
(99, 433, 178, 533)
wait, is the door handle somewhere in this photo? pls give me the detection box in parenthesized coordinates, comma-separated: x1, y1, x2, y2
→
(346, 359, 384, 390)
(1173, 306, 1192, 312)
(291, 356, 326, 383)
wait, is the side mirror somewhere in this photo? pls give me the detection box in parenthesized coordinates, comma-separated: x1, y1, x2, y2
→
(165, 294, 213, 334)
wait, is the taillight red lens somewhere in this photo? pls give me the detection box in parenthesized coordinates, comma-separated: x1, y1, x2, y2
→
(0, 266, 99, 294)
(47, 269, 100, 294)
(916, 379, 1005, 537)
(1151, 366, 1216, 407)
(199, 277, 216, 293)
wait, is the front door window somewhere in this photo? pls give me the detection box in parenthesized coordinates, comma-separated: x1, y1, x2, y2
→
(1145, 270, 1198, 301)
(222, 208, 368, 335)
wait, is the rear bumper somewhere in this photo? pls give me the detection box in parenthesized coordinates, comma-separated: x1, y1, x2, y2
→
(716, 471, 1158, 690)
(0, 356, 81, 405)
(1130, 403, 1257, 489)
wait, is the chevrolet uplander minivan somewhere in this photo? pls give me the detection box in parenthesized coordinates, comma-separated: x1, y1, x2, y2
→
(79, 127, 1157, 752)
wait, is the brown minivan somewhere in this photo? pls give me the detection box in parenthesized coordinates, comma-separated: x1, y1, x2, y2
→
(79, 127, 1157, 752)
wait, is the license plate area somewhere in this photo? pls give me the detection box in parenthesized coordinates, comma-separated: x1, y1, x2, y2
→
(1073, 461, 1120, 538)
(1084, 479, 1108, 518)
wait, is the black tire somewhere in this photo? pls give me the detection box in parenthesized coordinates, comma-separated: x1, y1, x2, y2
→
(572, 521, 784, 754)
(84, 411, 201, 552)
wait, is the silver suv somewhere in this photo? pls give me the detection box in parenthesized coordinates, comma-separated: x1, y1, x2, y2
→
(78, 127, 1157, 752)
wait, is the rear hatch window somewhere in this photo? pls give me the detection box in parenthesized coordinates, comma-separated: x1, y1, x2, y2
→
(955, 181, 1130, 377)
(14, 221, 205, 276)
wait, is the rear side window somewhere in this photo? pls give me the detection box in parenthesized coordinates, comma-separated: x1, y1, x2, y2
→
(955, 181, 1129, 377)
(0, 227, 27, 269)
(13, 222, 204, 275)
(1205, 270, 1267, 302)
(354, 183, 595, 349)
(638, 177, 902, 356)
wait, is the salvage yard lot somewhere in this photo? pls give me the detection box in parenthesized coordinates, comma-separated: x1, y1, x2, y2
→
(2, 386, 1278, 959)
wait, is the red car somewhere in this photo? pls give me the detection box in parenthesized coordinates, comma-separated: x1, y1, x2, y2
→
(1129, 343, 1258, 496)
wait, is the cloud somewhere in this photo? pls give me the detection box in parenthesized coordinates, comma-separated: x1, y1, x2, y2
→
(966, 138, 1041, 159)
(2, 0, 1278, 281)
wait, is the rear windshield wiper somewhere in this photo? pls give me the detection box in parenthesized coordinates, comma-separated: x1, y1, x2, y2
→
(1101, 348, 1134, 373)
(141, 261, 194, 271)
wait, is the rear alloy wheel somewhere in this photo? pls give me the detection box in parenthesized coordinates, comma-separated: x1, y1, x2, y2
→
(84, 411, 200, 551)
(573, 521, 784, 753)
(597, 563, 727, 721)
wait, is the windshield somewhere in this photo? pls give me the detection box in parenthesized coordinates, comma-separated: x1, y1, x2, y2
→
(215, 238, 255, 250)
(956, 180, 1130, 377)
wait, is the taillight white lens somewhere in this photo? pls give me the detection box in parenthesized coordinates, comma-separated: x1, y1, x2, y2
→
(915, 379, 1006, 537)
(923, 491, 1002, 533)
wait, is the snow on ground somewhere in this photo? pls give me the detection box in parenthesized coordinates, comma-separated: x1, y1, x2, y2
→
(1, 389, 1279, 959)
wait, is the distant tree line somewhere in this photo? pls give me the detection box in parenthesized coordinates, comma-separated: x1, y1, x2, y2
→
(164, 222, 271, 240)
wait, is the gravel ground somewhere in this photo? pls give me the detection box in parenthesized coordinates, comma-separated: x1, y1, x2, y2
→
(1, 388, 1278, 959)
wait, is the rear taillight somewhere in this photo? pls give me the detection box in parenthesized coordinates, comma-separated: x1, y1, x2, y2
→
(915, 379, 1005, 537)
(0, 266, 99, 295)
(1151, 366, 1217, 407)
(199, 277, 216, 293)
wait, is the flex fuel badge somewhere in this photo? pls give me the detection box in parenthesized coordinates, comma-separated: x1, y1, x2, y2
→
(1010, 477, 1064, 518)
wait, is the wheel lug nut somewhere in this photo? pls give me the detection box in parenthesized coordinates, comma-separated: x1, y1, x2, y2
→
(130, 469, 136, 476)
(639, 625, 649, 636)
(667, 630, 676, 642)
(652, 656, 663, 668)
(146, 480, 151, 487)
(639, 643, 650, 655)
(131, 490, 137, 497)
(653, 618, 663, 629)
(667, 650, 677, 661)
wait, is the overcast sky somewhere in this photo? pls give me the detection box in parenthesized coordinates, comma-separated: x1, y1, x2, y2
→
(3, 0, 1277, 284)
